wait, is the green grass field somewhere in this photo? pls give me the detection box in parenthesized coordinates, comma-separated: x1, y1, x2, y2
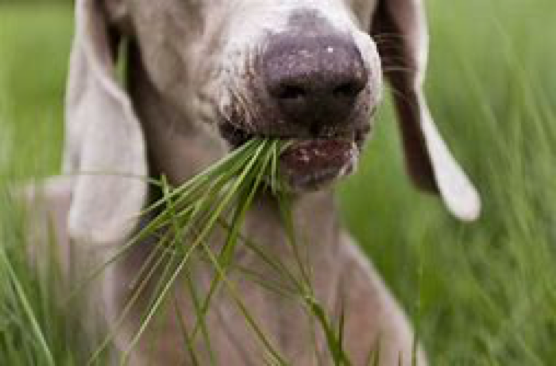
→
(1, 1, 556, 365)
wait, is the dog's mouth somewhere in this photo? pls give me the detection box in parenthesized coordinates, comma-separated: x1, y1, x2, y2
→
(219, 123, 370, 191)
(279, 138, 359, 190)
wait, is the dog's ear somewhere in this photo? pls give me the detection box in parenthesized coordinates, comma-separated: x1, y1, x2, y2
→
(371, 0, 481, 221)
(64, 0, 148, 245)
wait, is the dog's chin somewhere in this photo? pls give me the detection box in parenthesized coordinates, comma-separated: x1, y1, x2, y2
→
(279, 138, 359, 191)
(219, 122, 368, 192)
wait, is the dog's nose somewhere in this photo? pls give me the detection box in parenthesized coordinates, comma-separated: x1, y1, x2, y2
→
(263, 35, 368, 132)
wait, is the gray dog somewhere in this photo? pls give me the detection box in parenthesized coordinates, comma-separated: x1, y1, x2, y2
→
(24, 0, 481, 364)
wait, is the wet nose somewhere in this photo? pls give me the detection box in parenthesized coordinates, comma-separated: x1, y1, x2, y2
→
(262, 34, 368, 133)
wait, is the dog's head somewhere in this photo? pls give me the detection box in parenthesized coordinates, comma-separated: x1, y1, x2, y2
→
(65, 0, 481, 244)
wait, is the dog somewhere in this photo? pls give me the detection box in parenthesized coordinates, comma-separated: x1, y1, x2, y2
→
(23, 0, 481, 364)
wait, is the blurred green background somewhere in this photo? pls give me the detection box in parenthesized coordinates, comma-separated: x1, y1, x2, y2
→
(1, 0, 555, 365)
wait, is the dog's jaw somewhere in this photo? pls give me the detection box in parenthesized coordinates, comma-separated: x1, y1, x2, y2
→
(218, 120, 373, 191)
(280, 138, 360, 191)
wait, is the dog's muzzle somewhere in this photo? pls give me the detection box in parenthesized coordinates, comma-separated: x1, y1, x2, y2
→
(220, 30, 375, 191)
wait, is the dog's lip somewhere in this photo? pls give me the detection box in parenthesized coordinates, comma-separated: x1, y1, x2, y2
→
(279, 138, 359, 191)
(218, 121, 367, 191)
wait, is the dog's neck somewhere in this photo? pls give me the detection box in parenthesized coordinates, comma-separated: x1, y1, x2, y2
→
(127, 43, 343, 258)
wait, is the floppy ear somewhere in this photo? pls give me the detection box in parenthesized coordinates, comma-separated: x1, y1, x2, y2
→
(64, 0, 148, 245)
(371, 0, 481, 221)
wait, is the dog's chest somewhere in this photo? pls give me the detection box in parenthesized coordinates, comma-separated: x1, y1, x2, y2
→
(106, 193, 343, 365)
(109, 239, 342, 365)
(111, 246, 339, 366)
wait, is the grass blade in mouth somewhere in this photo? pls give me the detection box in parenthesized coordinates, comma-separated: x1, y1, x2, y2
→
(109, 139, 287, 364)
(83, 137, 351, 365)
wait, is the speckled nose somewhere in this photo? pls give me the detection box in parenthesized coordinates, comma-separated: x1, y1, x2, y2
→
(262, 34, 368, 133)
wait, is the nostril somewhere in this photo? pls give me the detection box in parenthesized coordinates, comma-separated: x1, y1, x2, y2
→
(333, 82, 364, 99)
(276, 85, 307, 100)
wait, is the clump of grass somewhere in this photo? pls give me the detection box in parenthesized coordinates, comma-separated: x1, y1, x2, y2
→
(1, 137, 354, 365)
(78, 138, 354, 365)
(127, 138, 289, 363)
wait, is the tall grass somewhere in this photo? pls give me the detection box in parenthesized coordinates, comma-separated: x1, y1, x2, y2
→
(0, 191, 109, 365)
(1, 0, 556, 365)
